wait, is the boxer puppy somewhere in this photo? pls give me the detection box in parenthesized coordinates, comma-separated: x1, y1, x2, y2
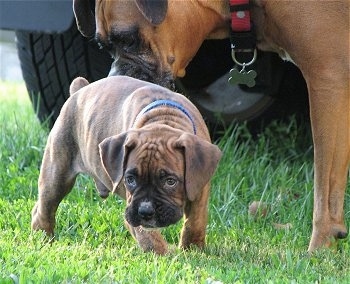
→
(31, 76, 221, 254)
(72, 0, 349, 252)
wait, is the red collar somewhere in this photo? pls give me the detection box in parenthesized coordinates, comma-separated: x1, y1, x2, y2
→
(230, 0, 252, 32)
(228, 0, 258, 87)
(229, 0, 255, 51)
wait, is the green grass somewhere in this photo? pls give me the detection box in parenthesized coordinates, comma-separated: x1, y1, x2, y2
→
(0, 81, 349, 283)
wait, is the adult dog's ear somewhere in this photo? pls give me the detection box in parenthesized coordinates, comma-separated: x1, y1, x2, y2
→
(175, 133, 222, 202)
(135, 0, 168, 25)
(99, 132, 137, 193)
(73, 0, 95, 37)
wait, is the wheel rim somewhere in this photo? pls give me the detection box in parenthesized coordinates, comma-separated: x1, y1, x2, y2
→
(176, 71, 274, 125)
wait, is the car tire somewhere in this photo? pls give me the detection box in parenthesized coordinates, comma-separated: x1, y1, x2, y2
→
(15, 24, 113, 128)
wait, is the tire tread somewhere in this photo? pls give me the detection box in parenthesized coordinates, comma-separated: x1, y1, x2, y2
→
(15, 24, 112, 127)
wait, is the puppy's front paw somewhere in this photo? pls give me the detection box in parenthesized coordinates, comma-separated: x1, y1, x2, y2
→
(179, 228, 205, 250)
(138, 228, 168, 255)
(126, 223, 168, 255)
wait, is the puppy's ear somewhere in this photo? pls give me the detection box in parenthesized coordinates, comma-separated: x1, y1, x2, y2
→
(99, 132, 137, 193)
(73, 0, 95, 37)
(135, 0, 168, 25)
(175, 133, 222, 202)
(69, 77, 89, 95)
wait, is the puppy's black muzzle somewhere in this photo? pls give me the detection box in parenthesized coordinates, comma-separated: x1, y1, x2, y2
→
(138, 203, 155, 220)
(125, 199, 183, 229)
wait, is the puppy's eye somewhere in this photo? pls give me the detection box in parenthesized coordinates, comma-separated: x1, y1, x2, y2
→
(125, 175, 137, 188)
(165, 178, 177, 187)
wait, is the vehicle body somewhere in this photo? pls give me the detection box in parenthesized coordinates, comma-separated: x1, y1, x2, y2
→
(0, 0, 308, 130)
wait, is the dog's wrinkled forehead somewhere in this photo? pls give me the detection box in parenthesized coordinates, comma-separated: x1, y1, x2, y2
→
(127, 136, 183, 175)
(95, 0, 154, 40)
(135, 137, 165, 159)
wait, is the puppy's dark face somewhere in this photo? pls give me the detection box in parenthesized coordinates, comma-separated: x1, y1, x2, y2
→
(123, 137, 186, 228)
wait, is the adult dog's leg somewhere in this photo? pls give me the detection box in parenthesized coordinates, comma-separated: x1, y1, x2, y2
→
(307, 73, 349, 251)
(260, 0, 349, 252)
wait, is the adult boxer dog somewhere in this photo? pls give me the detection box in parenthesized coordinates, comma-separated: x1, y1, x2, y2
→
(72, 0, 349, 252)
(31, 76, 221, 254)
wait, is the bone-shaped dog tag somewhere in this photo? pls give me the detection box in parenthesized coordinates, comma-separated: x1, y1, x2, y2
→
(228, 68, 257, 88)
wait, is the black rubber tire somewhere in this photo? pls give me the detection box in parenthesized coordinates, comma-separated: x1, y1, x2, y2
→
(15, 24, 113, 128)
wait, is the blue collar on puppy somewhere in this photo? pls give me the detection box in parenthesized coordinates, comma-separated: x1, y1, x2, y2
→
(134, 99, 197, 134)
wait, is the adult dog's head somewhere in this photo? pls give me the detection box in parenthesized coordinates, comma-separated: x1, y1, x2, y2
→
(73, 0, 229, 89)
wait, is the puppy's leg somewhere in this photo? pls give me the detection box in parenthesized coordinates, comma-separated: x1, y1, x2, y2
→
(179, 184, 210, 249)
(124, 221, 168, 255)
(94, 179, 110, 198)
(32, 136, 77, 236)
(307, 75, 349, 252)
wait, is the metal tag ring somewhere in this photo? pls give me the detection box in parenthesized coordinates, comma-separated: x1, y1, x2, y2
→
(231, 49, 257, 67)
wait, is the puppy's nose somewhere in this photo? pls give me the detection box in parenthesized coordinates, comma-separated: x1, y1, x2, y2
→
(138, 202, 155, 220)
